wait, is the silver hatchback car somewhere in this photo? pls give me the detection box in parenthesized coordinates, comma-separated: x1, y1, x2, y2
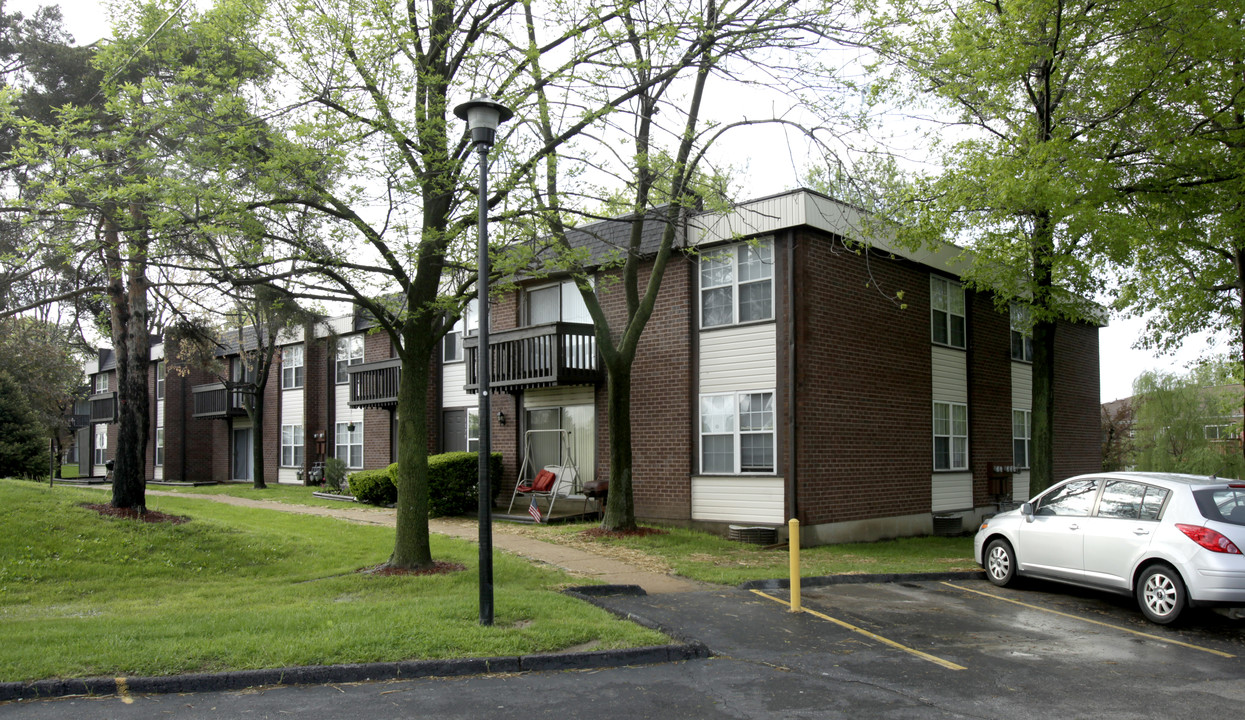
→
(974, 472, 1245, 624)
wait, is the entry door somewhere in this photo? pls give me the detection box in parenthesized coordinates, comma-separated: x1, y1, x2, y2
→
(233, 427, 253, 481)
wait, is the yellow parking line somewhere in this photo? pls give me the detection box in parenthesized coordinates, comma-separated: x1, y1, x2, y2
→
(750, 589, 966, 671)
(941, 582, 1235, 659)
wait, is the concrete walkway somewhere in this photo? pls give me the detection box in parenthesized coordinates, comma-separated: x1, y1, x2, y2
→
(145, 490, 708, 594)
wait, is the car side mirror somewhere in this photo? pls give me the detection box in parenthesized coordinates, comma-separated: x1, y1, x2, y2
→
(1021, 502, 1035, 522)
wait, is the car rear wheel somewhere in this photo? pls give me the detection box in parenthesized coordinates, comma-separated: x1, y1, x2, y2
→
(984, 538, 1016, 587)
(1137, 564, 1186, 625)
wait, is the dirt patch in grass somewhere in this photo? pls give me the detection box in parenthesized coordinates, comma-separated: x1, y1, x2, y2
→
(357, 561, 467, 577)
(81, 503, 189, 524)
(580, 526, 668, 539)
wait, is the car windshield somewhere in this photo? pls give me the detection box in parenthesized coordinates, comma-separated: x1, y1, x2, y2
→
(1193, 488, 1245, 526)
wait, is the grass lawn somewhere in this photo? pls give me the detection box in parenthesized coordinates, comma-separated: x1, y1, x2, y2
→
(149, 481, 361, 509)
(509, 521, 979, 585)
(0, 479, 667, 683)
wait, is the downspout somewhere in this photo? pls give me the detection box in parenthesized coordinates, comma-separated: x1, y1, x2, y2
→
(787, 228, 799, 523)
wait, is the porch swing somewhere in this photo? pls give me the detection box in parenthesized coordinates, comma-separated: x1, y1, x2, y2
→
(506, 428, 583, 521)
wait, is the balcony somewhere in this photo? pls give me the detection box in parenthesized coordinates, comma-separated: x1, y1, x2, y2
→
(88, 393, 116, 424)
(192, 383, 249, 419)
(464, 322, 600, 394)
(348, 358, 401, 408)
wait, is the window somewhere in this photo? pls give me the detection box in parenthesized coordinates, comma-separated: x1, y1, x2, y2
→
(1013, 410, 1031, 469)
(700, 241, 774, 328)
(933, 401, 968, 471)
(930, 275, 966, 348)
(466, 408, 480, 452)
(232, 356, 257, 384)
(94, 426, 107, 466)
(524, 281, 591, 326)
(335, 421, 363, 469)
(281, 424, 304, 467)
(1036, 477, 1099, 517)
(155, 361, 166, 400)
(700, 391, 775, 474)
(443, 300, 477, 363)
(1205, 425, 1231, 441)
(155, 428, 164, 467)
(1097, 480, 1168, 520)
(95, 373, 109, 393)
(1010, 305, 1033, 362)
(336, 335, 364, 383)
(281, 345, 304, 389)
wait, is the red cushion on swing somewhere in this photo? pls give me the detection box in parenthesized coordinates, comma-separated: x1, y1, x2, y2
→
(532, 469, 557, 492)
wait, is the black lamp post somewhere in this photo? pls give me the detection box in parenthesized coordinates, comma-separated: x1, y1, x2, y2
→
(454, 96, 513, 626)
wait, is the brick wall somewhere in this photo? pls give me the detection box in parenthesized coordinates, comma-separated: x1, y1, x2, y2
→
(967, 296, 1014, 507)
(1054, 320, 1102, 481)
(794, 230, 932, 525)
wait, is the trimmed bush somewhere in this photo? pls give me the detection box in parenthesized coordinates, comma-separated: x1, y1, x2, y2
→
(346, 452, 503, 513)
(346, 467, 396, 506)
(323, 457, 348, 493)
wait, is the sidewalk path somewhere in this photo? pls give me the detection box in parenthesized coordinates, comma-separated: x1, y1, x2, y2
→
(145, 490, 708, 594)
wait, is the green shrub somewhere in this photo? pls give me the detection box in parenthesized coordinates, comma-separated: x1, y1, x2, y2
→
(347, 453, 503, 513)
(347, 467, 396, 506)
(426, 452, 503, 517)
(323, 457, 348, 493)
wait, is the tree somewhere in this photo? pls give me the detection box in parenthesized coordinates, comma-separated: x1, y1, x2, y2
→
(866, 0, 1177, 493)
(1, 0, 276, 510)
(0, 370, 48, 479)
(522, 0, 851, 529)
(0, 316, 84, 472)
(1131, 360, 1244, 476)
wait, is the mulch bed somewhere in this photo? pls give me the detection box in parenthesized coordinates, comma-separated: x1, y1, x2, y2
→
(357, 561, 467, 577)
(580, 526, 668, 539)
(81, 503, 190, 525)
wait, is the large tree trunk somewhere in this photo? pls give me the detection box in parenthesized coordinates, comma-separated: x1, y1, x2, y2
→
(601, 365, 636, 531)
(389, 333, 433, 569)
(103, 215, 151, 510)
(1029, 212, 1056, 495)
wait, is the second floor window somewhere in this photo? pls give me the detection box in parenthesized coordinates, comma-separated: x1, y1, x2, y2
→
(524, 280, 591, 326)
(701, 241, 774, 328)
(444, 299, 477, 363)
(155, 361, 165, 400)
(1010, 305, 1034, 362)
(281, 345, 304, 389)
(95, 373, 109, 393)
(930, 275, 966, 348)
(336, 335, 364, 383)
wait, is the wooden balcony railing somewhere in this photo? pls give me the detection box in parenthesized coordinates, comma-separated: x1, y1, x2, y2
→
(464, 322, 600, 393)
(348, 358, 401, 408)
(88, 393, 116, 424)
(191, 383, 249, 419)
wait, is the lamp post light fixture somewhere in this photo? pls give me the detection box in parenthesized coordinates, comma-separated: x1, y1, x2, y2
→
(454, 96, 513, 627)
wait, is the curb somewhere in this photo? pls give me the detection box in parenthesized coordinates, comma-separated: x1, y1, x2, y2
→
(0, 643, 704, 703)
(739, 570, 987, 591)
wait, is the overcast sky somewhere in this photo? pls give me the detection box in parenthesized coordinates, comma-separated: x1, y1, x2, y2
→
(13, 0, 1220, 403)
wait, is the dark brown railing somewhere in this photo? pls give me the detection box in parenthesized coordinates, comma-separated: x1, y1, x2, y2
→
(464, 322, 599, 393)
(88, 393, 116, 424)
(191, 383, 248, 418)
(348, 358, 401, 408)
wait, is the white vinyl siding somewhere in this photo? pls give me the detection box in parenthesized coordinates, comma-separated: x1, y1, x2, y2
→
(523, 386, 595, 409)
(691, 477, 784, 524)
(441, 362, 473, 408)
(699, 323, 776, 394)
(1012, 361, 1033, 499)
(279, 369, 305, 484)
(932, 473, 973, 512)
(931, 346, 968, 403)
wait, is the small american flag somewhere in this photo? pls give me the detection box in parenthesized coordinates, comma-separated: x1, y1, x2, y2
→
(528, 496, 543, 523)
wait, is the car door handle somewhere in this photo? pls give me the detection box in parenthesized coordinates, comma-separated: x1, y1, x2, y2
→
(1133, 528, 1150, 536)
(1068, 524, 1079, 531)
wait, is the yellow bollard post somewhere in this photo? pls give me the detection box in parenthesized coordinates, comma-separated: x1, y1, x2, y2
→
(788, 518, 801, 612)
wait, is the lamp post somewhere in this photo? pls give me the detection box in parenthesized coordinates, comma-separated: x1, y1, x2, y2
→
(454, 96, 513, 627)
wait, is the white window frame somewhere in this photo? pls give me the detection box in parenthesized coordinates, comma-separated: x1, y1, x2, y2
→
(444, 299, 477, 363)
(155, 427, 164, 467)
(96, 373, 109, 393)
(699, 240, 774, 329)
(466, 408, 480, 452)
(1010, 304, 1034, 362)
(155, 361, 165, 400)
(699, 390, 776, 475)
(335, 421, 363, 469)
(336, 335, 365, 384)
(933, 401, 969, 471)
(524, 280, 592, 327)
(1013, 409, 1031, 469)
(930, 275, 966, 349)
(281, 345, 304, 389)
(280, 424, 304, 467)
(1205, 424, 1231, 441)
(94, 425, 107, 466)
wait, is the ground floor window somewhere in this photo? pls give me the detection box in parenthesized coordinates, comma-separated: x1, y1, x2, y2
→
(281, 424, 304, 467)
(1013, 409, 1031, 469)
(699, 391, 775, 475)
(336, 421, 363, 469)
(94, 425, 107, 466)
(155, 428, 164, 467)
(524, 404, 594, 483)
(933, 402, 968, 471)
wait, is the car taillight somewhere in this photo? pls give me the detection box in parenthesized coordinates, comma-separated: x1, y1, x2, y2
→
(1176, 524, 1243, 554)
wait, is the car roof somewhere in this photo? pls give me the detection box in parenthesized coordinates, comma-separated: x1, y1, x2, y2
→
(1078, 471, 1242, 488)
